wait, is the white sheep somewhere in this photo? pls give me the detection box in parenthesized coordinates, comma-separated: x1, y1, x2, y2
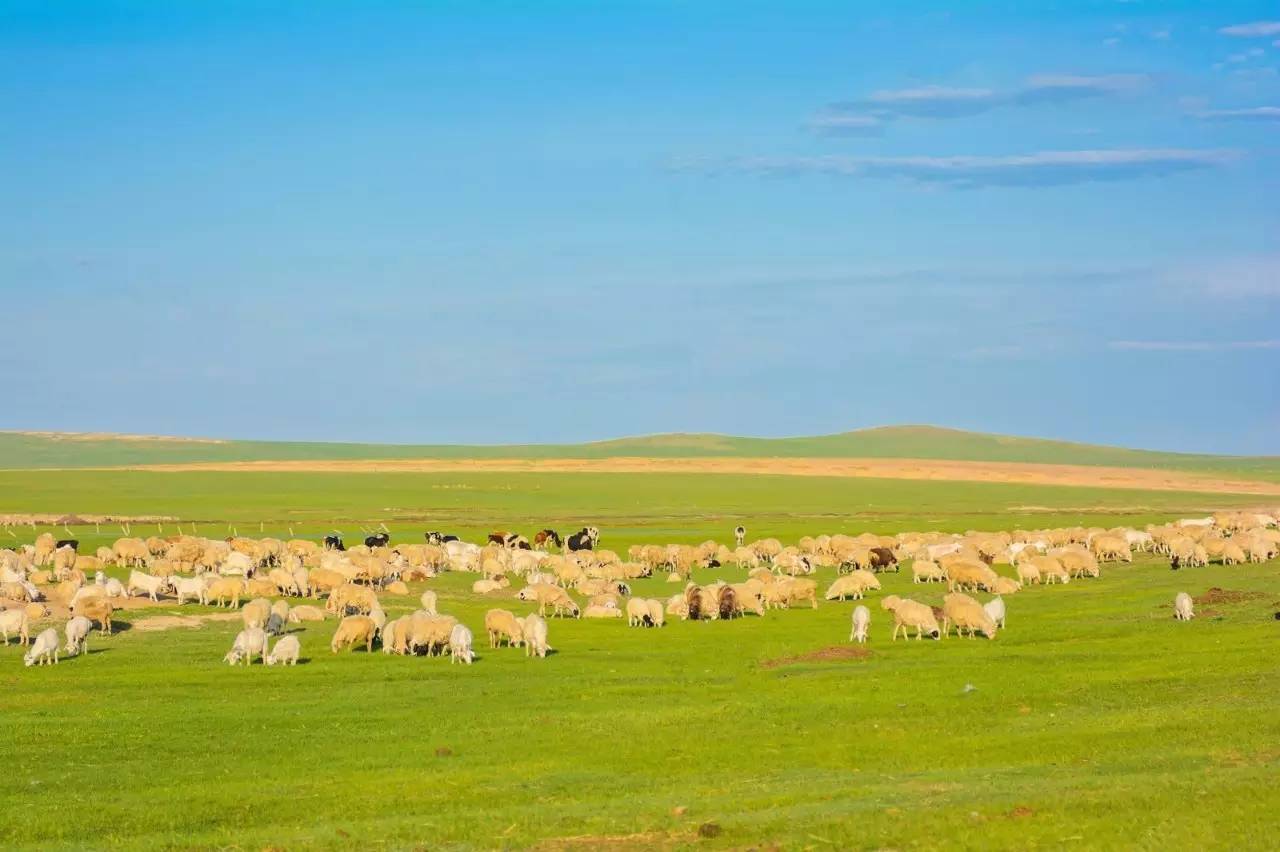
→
(419, 590, 438, 615)
(449, 623, 474, 665)
(1174, 592, 1195, 621)
(523, 614, 549, 659)
(224, 627, 269, 666)
(0, 608, 30, 646)
(849, 605, 870, 644)
(983, 596, 1006, 629)
(64, 616, 93, 656)
(266, 635, 301, 666)
(24, 628, 59, 666)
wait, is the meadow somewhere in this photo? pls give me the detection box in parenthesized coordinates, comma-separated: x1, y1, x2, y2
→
(2, 458, 1279, 849)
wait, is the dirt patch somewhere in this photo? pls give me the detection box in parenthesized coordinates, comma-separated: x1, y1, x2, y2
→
(0, 513, 178, 525)
(3, 430, 225, 444)
(1193, 588, 1266, 606)
(534, 831, 681, 849)
(127, 612, 241, 633)
(761, 645, 873, 669)
(1006, 806, 1036, 819)
(111, 456, 1280, 496)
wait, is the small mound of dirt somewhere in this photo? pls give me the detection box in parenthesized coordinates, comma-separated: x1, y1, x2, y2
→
(1194, 588, 1265, 606)
(761, 646, 872, 668)
(1006, 806, 1036, 819)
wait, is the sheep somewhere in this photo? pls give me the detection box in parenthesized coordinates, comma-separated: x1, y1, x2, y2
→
(64, 615, 92, 655)
(0, 608, 30, 645)
(69, 596, 113, 635)
(331, 615, 378, 653)
(241, 598, 272, 631)
(408, 614, 457, 656)
(515, 583, 580, 618)
(419, 590, 438, 615)
(825, 570, 881, 601)
(522, 613, 550, 658)
(171, 575, 208, 606)
(449, 623, 474, 665)
(1016, 561, 1041, 585)
(381, 617, 410, 655)
(645, 598, 666, 628)
(1174, 592, 1195, 621)
(941, 592, 998, 639)
(1031, 556, 1071, 585)
(983, 596, 1007, 629)
(207, 577, 245, 608)
(472, 578, 506, 594)
(24, 628, 59, 666)
(775, 577, 818, 609)
(943, 558, 999, 593)
(849, 605, 870, 643)
(287, 605, 326, 623)
(626, 596, 653, 627)
(881, 595, 940, 641)
(583, 604, 623, 618)
(266, 635, 301, 666)
(911, 559, 945, 584)
(224, 627, 269, 666)
(112, 537, 150, 568)
(991, 576, 1022, 595)
(485, 609, 524, 648)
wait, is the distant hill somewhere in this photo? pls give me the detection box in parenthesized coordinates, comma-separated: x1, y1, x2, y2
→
(1, 425, 1277, 482)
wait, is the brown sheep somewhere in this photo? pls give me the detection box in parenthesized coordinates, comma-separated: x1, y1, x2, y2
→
(330, 615, 377, 653)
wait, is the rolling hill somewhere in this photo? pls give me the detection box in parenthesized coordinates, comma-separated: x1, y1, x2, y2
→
(1, 425, 1277, 482)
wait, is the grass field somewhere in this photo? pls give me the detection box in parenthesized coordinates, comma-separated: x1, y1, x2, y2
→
(2, 446, 1279, 849)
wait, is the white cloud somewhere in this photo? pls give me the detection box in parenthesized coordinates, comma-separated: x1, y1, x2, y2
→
(684, 148, 1236, 188)
(1195, 106, 1280, 121)
(1109, 340, 1280, 351)
(1220, 21, 1280, 37)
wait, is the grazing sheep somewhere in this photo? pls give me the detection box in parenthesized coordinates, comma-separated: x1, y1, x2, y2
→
(69, 596, 113, 635)
(287, 605, 327, 623)
(24, 628, 59, 666)
(645, 598, 666, 628)
(408, 614, 458, 657)
(241, 598, 272, 631)
(484, 609, 524, 648)
(419, 590, 438, 615)
(849, 605, 870, 643)
(224, 627, 269, 666)
(449, 623, 474, 664)
(880, 595, 940, 641)
(171, 575, 209, 606)
(331, 615, 378, 653)
(941, 592, 997, 639)
(63, 616, 92, 656)
(825, 570, 881, 601)
(523, 614, 550, 658)
(911, 559, 945, 584)
(381, 617, 410, 655)
(1174, 592, 1195, 621)
(1016, 561, 1041, 585)
(991, 576, 1022, 595)
(0, 608, 30, 645)
(983, 596, 1007, 629)
(266, 635, 301, 666)
(207, 577, 245, 608)
(626, 597, 652, 626)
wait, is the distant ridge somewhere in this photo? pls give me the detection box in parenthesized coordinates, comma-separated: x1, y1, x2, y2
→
(0, 425, 1276, 482)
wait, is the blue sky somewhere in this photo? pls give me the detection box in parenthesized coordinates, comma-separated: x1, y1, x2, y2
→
(1, 1, 1277, 453)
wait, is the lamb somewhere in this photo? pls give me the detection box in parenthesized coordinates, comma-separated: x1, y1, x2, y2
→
(849, 605, 870, 644)
(522, 613, 549, 658)
(1174, 592, 1195, 621)
(24, 628, 59, 666)
(448, 623, 474, 665)
(286, 605, 327, 623)
(266, 635, 301, 666)
(824, 570, 881, 601)
(880, 595, 940, 641)
(485, 609, 524, 648)
(64, 616, 93, 655)
(331, 615, 378, 653)
(224, 627, 269, 665)
(982, 596, 1006, 629)
(0, 608, 30, 645)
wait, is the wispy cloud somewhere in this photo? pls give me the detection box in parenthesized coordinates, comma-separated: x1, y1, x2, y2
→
(1219, 21, 1280, 37)
(1195, 106, 1280, 122)
(807, 114, 883, 136)
(1109, 340, 1280, 351)
(818, 74, 1151, 131)
(677, 148, 1235, 189)
(1175, 256, 1280, 298)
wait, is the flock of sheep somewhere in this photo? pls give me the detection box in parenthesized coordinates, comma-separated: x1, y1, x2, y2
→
(2, 507, 1277, 667)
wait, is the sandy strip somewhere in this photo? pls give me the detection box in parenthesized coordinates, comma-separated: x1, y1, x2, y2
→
(114, 456, 1280, 496)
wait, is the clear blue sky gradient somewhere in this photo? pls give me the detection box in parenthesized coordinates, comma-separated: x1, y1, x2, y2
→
(2, 1, 1277, 452)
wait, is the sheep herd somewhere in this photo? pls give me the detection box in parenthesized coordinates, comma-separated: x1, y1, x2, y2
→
(1, 507, 1277, 668)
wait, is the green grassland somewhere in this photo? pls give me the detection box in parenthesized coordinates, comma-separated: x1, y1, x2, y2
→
(1, 460, 1278, 849)
(3, 426, 1279, 482)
